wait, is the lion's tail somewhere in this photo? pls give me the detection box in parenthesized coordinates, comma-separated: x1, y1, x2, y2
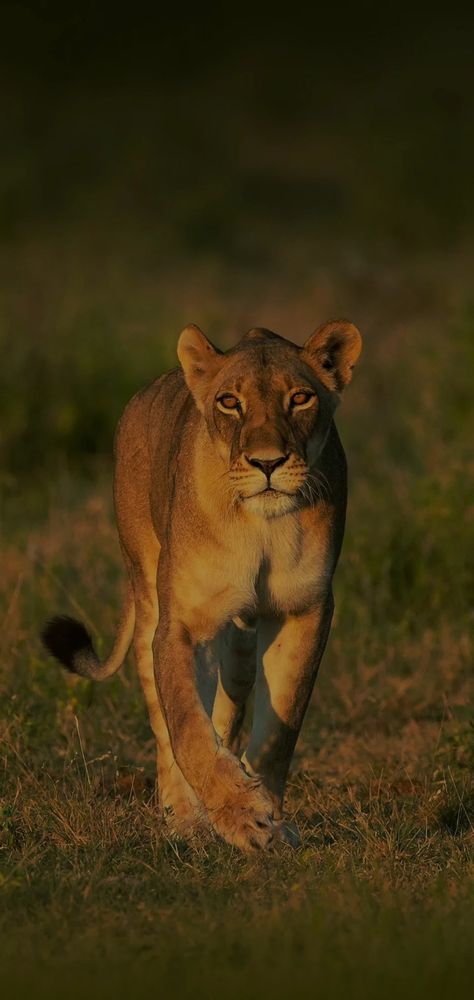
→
(41, 582, 135, 681)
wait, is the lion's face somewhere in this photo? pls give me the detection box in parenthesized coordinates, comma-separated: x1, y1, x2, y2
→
(178, 323, 362, 518)
(204, 343, 336, 517)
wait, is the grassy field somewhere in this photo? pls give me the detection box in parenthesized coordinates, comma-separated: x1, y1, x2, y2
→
(1, 11, 474, 998)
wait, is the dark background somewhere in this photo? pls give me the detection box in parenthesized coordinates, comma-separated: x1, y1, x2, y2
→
(1, 3, 473, 481)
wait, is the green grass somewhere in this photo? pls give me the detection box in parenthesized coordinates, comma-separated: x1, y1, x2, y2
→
(1, 291, 473, 997)
(1, 16, 474, 997)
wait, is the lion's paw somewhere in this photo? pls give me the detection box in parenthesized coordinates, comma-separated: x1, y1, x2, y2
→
(162, 796, 210, 837)
(273, 817, 301, 848)
(205, 760, 276, 851)
(160, 768, 209, 837)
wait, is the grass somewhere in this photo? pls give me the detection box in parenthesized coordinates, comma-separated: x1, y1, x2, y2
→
(1, 277, 473, 997)
(1, 14, 474, 997)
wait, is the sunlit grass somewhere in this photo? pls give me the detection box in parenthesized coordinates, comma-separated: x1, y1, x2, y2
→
(1, 274, 473, 996)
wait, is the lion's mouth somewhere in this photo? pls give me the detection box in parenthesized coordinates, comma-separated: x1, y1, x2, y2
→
(245, 486, 293, 499)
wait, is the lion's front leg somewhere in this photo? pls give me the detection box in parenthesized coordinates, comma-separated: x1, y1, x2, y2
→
(243, 595, 334, 844)
(153, 616, 275, 851)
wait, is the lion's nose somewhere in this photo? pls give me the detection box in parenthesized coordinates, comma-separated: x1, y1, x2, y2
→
(245, 454, 289, 480)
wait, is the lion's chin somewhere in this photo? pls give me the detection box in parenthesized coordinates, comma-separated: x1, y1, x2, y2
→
(242, 490, 298, 519)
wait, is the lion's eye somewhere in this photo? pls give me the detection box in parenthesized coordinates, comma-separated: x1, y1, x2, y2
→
(217, 394, 240, 412)
(290, 391, 315, 409)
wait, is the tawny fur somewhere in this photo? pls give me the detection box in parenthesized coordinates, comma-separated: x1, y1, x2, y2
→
(42, 320, 362, 851)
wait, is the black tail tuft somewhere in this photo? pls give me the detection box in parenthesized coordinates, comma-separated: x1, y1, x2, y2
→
(41, 615, 95, 672)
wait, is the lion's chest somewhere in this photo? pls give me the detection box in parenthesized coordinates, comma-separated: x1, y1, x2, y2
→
(173, 541, 261, 641)
(174, 513, 330, 640)
(256, 515, 330, 614)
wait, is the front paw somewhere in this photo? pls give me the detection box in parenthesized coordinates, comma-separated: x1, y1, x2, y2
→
(204, 752, 276, 851)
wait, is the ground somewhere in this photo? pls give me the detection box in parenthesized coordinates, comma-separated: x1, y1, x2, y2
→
(1, 260, 473, 996)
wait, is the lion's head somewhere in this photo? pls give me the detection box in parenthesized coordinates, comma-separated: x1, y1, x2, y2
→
(178, 321, 362, 518)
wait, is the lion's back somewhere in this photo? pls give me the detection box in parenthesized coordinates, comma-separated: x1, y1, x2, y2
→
(114, 367, 195, 544)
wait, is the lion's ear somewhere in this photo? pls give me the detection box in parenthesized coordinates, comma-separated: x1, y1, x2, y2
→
(302, 320, 362, 393)
(177, 324, 224, 412)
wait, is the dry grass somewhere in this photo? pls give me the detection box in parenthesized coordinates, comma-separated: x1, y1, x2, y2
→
(1, 252, 473, 997)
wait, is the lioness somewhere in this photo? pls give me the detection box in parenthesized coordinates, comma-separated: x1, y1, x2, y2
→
(42, 320, 362, 850)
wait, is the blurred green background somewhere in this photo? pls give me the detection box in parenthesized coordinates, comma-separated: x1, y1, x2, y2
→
(1, 4, 473, 484)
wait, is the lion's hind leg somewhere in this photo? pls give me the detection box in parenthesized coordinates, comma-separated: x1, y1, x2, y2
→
(132, 566, 207, 836)
(211, 619, 257, 754)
